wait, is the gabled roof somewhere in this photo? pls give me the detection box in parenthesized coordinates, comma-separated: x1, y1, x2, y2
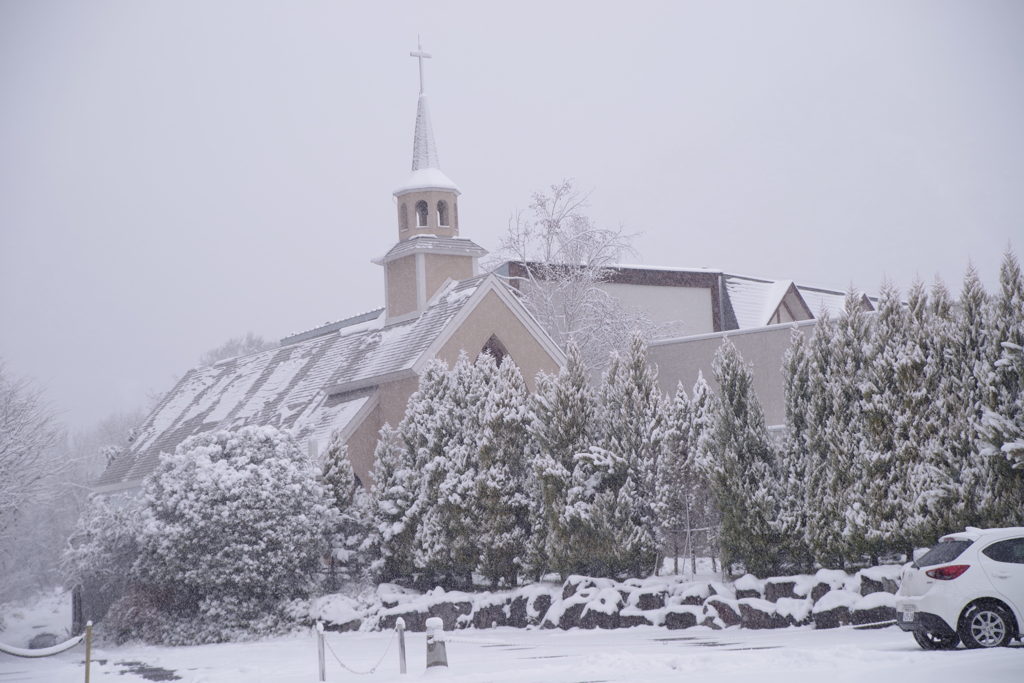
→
(93, 275, 489, 492)
(723, 276, 815, 328)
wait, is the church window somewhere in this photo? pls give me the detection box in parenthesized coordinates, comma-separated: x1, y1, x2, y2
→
(453, 201, 458, 233)
(481, 334, 509, 366)
(400, 203, 409, 232)
(415, 200, 429, 228)
(437, 200, 449, 227)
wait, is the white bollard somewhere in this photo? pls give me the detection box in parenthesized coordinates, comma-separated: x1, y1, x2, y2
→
(316, 621, 326, 682)
(424, 617, 448, 669)
(396, 617, 407, 674)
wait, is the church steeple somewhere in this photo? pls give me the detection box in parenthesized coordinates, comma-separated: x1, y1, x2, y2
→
(393, 38, 460, 240)
(376, 40, 485, 325)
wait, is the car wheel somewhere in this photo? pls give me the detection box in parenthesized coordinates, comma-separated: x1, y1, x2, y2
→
(913, 630, 960, 650)
(959, 604, 1014, 648)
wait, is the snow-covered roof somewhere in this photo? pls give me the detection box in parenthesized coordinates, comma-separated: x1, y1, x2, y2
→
(376, 235, 487, 264)
(393, 94, 460, 196)
(795, 285, 856, 319)
(281, 308, 385, 346)
(94, 275, 487, 491)
(724, 277, 798, 328)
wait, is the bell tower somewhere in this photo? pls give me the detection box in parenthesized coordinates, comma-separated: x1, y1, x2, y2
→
(392, 41, 461, 239)
(375, 40, 487, 325)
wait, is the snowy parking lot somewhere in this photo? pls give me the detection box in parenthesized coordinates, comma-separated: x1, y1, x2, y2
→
(3, 624, 1021, 683)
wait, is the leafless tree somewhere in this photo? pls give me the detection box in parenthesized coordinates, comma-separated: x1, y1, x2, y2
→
(494, 180, 674, 371)
(0, 363, 64, 545)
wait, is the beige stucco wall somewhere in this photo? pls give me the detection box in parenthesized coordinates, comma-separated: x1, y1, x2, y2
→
(435, 289, 560, 392)
(386, 255, 417, 318)
(601, 282, 715, 334)
(425, 254, 474, 303)
(396, 189, 459, 239)
(345, 375, 421, 486)
(647, 320, 817, 427)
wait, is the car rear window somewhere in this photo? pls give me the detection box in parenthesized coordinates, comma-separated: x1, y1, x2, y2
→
(916, 540, 973, 567)
(982, 538, 1024, 564)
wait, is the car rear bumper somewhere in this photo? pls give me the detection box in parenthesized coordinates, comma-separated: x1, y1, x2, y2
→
(896, 609, 958, 638)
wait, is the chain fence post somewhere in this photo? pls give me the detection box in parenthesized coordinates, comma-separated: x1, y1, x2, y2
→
(396, 617, 407, 674)
(84, 621, 92, 683)
(316, 621, 326, 682)
(424, 617, 447, 669)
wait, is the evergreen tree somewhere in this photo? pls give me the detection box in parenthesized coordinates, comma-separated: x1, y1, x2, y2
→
(529, 343, 596, 578)
(475, 356, 534, 587)
(596, 331, 663, 576)
(977, 250, 1024, 524)
(366, 423, 421, 583)
(854, 279, 920, 561)
(690, 371, 721, 570)
(133, 426, 329, 644)
(774, 327, 815, 571)
(655, 383, 698, 574)
(702, 338, 780, 576)
(320, 431, 369, 587)
(925, 264, 991, 534)
(802, 310, 848, 568)
(412, 354, 484, 588)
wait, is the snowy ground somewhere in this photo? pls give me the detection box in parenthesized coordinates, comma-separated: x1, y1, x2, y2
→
(3, 623, 1021, 683)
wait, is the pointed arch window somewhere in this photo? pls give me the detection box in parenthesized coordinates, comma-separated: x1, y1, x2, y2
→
(481, 334, 509, 366)
(415, 200, 429, 228)
(437, 200, 449, 228)
(400, 203, 409, 232)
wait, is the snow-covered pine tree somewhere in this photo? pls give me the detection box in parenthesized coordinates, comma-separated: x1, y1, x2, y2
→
(475, 355, 534, 587)
(595, 331, 664, 577)
(320, 430, 369, 587)
(690, 371, 721, 571)
(854, 279, 919, 562)
(977, 250, 1024, 525)
(365, 423, 420, 583)
(655, 383, 695, 575)
(925, 264, 991, 534)
(702, 338, 780, 577)
(773, 327, 815, 572)
(411, 354, 484, 588)
(802, 310, 847, 568)
(529, 343, 597, 578)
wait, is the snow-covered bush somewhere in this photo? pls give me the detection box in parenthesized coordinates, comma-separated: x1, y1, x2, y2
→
(132, 426, 329, 644)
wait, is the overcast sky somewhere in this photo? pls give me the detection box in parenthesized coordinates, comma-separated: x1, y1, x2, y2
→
(2, 0, 1022, 430)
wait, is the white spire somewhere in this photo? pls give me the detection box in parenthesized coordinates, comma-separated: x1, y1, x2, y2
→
(394, 38, 459, 197)
(411, 94, 439, 171)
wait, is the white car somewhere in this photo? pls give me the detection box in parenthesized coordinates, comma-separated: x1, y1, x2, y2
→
(896, 526, 1024, 649)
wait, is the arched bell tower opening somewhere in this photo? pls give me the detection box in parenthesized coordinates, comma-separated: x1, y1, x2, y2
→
(415, 200, 429, 228)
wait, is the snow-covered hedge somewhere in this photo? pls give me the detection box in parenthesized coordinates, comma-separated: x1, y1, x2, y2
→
(120, 426, 329, 645)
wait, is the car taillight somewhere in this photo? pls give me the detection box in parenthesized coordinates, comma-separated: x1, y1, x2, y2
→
(926, 564, 969, 580)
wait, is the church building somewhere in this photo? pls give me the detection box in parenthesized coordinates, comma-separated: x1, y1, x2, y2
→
(94, 45, 873, 498)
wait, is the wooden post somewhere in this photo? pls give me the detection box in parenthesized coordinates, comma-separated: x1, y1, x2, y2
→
(84, 621, 92, 683)
(316, 621, 325, 682)
(396, 617, 407, 674)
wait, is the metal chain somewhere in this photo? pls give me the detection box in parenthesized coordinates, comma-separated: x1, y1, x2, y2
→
(323, 627, 397, 675)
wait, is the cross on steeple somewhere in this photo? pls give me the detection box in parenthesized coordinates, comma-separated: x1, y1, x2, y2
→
(410, 37, 431, 94)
